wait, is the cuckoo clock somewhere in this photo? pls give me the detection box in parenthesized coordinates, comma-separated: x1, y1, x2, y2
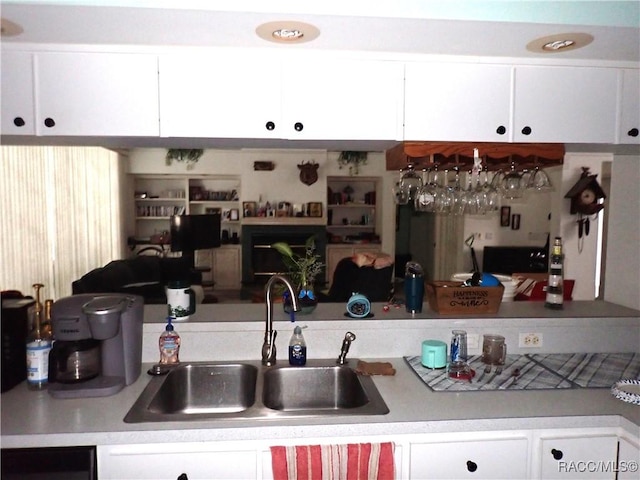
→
(564, 167, 606, 216)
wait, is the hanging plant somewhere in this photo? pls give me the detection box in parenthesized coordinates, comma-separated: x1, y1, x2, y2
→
(337, 151, 368, 175)
(165, 149, 204, 170)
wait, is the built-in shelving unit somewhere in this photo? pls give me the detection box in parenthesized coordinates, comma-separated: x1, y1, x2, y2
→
(326, 176, 379, 243)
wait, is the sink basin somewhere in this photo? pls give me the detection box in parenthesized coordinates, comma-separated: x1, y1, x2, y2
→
(264, 365, 370, 411)
(124, 360, 388, 423)
(124, 363, 257, 423)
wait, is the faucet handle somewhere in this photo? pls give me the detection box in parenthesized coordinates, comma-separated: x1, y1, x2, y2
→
(337, 331, 356, 365)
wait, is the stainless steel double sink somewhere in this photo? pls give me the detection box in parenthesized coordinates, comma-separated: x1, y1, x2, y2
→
(124, 359, 389, 423)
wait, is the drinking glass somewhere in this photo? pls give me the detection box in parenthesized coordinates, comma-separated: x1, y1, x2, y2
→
(526, 165, 553, 192)
(502, 162, 524, 199)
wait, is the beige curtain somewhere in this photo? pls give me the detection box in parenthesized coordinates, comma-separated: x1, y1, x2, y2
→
(0, 146, 123, 299)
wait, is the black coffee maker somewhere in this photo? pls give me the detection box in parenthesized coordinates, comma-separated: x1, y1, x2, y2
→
(48, 294, 143, 398)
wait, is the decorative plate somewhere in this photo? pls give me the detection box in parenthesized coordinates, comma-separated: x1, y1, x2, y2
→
(611, 379, 640, 406)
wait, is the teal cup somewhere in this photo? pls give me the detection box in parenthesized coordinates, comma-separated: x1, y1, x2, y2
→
(421, 339, 448, 369)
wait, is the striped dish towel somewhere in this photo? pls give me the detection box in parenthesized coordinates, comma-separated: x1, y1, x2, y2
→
(270, 442, 395, 480)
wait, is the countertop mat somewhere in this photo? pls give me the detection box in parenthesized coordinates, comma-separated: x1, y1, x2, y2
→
(405, 352, 640, 392)
(404, 355, 574, 392)
(527, 352, 640, 388)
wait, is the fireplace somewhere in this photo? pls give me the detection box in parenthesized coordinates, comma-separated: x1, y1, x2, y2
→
(241, 225, 327, 284)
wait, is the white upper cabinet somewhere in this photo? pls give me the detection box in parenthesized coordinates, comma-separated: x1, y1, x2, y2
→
(159, 54, 282, 139)
(35, 52, 159, 136)
(159, 55, 404, 141)
(1, 51, 36, 135)
(513, 65, 618, 143)
(282, 59, 404, 141)
(618, 68, 640, 144)
(404, 62, 513, 142)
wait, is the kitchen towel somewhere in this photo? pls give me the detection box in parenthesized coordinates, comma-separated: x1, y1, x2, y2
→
(270, 442, 395, 480)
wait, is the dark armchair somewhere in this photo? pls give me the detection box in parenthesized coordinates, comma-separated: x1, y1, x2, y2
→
(72, 256, 202, 304)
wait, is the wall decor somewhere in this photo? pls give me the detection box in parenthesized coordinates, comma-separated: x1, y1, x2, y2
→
(229, 209, 239, 221)
(254, 161, 275, 171)
(500, 206, 511, 227)
(165, 149, 204, 169)
(338, 151, 368, 175)
(298, 160, 319, 186)
(511, 213, 521, 230)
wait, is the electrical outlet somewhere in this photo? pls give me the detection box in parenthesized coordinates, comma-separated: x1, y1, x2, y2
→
(519, 332, 543, 348)
(467, 333, 480, 351)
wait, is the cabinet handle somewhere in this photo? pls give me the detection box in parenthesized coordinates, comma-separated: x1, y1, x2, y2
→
(44, 118, 56, 128)
(13, 117, 26, 127)
(177, 474, 188, 480)
(551, 448, 564, 460)
(521, 126, 532, 135)
(628, 128, 639, 137)
(294, 122, 304, 132)
(265, 121, 275, 131)
(496, 125, 506, 135)
(466, 460, 478, 472)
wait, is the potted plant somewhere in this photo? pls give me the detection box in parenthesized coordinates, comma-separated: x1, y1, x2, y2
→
(271, 236, 324, 314)
(337, 151, 368, 175)
(165, 149, 204, 169)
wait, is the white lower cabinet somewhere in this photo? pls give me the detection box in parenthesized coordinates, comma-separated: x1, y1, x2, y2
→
(408, 436, 529, 479)
(535, 432, 619, 479)
(97, 443, 258, 480)
(617, 437, 640, 480)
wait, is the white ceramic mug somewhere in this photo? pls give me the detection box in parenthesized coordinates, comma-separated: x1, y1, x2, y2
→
(166, 280, 196, 321)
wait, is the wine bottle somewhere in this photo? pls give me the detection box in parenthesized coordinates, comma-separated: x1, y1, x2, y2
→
(545, 237, 564, 310)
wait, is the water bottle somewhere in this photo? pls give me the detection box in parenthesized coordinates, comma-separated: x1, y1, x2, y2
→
(404, 262, 424, 314)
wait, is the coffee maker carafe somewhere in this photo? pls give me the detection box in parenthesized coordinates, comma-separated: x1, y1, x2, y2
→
(48, 294, 143, 399)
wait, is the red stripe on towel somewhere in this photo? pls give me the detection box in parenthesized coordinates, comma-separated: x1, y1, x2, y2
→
(271, 442, 395, 480)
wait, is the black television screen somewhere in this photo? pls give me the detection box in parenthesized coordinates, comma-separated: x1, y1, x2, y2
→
(170, 213, 221, 252)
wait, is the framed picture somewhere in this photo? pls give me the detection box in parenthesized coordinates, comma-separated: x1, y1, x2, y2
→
(243, 201, 256, 217)
(511, 213, 521, 230)
(308, 202, 323, 218)
(500, 206, 511, 227)
(229, 208, 239, 221)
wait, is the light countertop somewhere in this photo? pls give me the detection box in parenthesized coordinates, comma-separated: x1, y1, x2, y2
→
(2, 300, 639, 449)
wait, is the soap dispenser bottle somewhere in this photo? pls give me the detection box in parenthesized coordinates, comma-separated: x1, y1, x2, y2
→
(288, 326, 306, 366)
(159, 317, 181, 365)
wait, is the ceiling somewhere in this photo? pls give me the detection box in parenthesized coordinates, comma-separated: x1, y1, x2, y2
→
(2, 1, 639, 63)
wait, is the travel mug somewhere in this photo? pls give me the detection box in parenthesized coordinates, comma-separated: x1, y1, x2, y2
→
(404, 262, 424, 314)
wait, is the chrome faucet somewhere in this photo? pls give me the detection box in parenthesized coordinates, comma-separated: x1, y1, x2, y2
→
(262, 275, 300, 366)
(337, 331, 356, 365)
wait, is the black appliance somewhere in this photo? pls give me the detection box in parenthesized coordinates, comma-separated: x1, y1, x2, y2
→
(1, 296, 34, 392)
(1, 446, 96, 479)
(482, 246, 548, 275)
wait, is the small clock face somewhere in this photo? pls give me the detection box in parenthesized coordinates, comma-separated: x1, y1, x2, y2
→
(580, 188, 597, 205)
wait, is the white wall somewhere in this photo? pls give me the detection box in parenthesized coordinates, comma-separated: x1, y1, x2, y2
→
(604, 154, 640, 310)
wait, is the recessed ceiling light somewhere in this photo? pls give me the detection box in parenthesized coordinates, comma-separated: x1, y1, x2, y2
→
(256, 21, 320, 44)
(526, 33, 594, 54)
(1, 18, 23, 37)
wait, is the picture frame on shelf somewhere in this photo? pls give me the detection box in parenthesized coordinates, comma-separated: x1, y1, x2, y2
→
(243, 201, 256, 217)
(511, 213, 521, 230)
(230, 208, 239, 221)
(500, 206, 511, 227)
(308, 202, 323, 218)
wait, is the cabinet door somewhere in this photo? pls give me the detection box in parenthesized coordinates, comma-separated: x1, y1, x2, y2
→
(98, 444, 257, 480)
(404, 62, 512, 142)
(1, 51, 35, 135)
(213, 246, 241, 289)
(283, 59, 404, 140)
(36, 52, 160, 136)
(410, 438, 528, 479)
(513, 66, 618, 143)
(539, 435, 618, 479)
(618, 69, 640, 144)
(159, 54, 282, 138)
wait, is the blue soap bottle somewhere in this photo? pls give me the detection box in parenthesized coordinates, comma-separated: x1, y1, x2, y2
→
(288, 325, 307, 366)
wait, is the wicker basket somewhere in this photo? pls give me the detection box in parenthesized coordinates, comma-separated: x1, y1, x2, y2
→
(425, 281, 504, 314)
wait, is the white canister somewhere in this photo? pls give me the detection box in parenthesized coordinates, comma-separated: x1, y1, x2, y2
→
(166, 280, 196, 321)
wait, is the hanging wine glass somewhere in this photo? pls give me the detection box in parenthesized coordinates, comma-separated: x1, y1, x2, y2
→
(392, 169, 410, 205)
(393, 164, 423, 205)
(502, 161, 524, 199)
(414, 167, 433, 211)
(435, 168, 453, 214)
(484, 168, 501, 213)
(526, 165, 553, 192)
(451, 168, 467, 216)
